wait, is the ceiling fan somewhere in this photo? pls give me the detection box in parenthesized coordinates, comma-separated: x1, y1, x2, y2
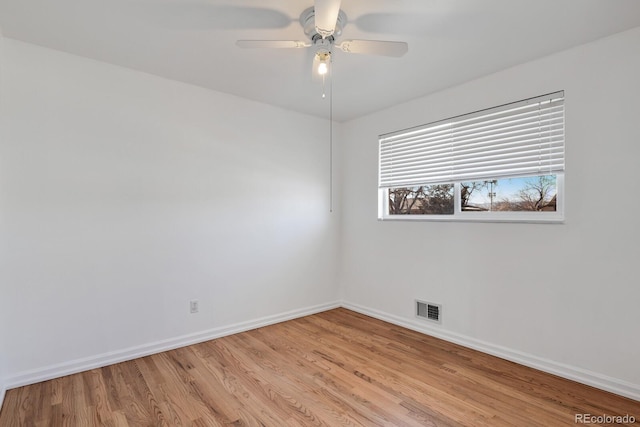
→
(236, 0, 408, 77)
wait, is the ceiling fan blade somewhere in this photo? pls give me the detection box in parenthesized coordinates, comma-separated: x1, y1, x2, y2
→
(140, 5, 293, 30)
(236, 40, 311, 49)
(337, 40, 408, 57)
(314, 0, 342, 38)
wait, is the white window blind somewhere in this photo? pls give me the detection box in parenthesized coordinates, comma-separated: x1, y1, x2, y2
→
(379, 91, 565, 188)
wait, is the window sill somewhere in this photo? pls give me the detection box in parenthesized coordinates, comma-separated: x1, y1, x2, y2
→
(378, 213, 564, 224)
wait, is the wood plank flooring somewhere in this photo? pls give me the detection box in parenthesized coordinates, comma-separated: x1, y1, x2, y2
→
(0, 308, 638, 426)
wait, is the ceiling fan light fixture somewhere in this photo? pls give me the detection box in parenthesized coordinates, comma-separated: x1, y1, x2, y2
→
(314, 49, 331, 76)
(318, 62, 328, 75)
(318, 58, 329, 75)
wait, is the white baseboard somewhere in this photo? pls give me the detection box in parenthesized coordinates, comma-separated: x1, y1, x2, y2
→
(342, 302, 640, 402)
(4, 300, 639, 403)
(5, 301, 340, 390)
(0, 383, 6, 413)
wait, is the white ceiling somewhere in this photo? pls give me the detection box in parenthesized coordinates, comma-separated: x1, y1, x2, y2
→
(1, 0, 640, 122)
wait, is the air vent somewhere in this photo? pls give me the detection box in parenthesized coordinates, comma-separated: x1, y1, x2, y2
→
(416, 300, 442, 324)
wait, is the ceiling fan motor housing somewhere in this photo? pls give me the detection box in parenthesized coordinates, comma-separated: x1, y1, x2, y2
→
(314, 37, 332, 54)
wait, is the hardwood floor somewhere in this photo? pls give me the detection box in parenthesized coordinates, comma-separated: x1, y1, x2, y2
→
(0, 308, 637, 426)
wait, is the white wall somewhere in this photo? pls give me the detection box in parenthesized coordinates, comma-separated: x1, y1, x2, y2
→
(0, 39, 340, 386)
(339, 27, 640, 399)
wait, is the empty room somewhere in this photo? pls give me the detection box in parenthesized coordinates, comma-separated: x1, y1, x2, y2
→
(1, 0, 639, 425)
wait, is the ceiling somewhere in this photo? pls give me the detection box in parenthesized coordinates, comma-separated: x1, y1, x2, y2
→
(1, 0, 640, 122)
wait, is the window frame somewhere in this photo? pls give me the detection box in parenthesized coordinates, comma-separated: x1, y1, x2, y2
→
(377, 92, 565, 223)
(378, 174, 564, 223)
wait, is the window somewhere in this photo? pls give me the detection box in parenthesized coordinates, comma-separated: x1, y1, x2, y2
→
(378, 92, 564, 222)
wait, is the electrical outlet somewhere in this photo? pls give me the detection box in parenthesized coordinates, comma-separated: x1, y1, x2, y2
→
(190, 300, 199, 314)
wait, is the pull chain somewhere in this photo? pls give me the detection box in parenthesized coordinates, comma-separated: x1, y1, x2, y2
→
(329, 58, 333, 213)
